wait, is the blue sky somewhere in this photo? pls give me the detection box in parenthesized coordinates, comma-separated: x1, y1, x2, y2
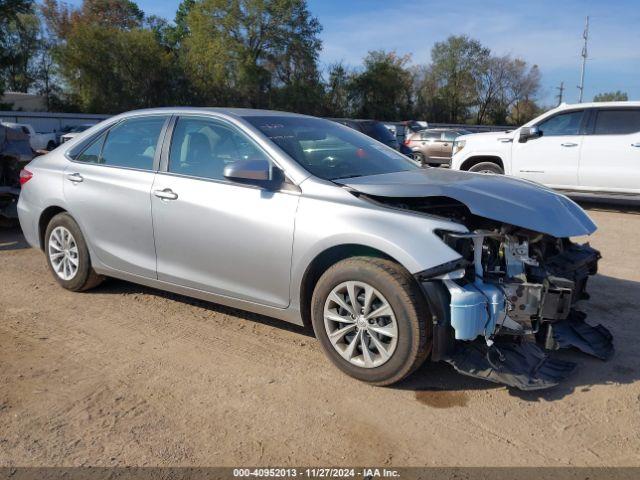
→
(67, 0, 640, 105)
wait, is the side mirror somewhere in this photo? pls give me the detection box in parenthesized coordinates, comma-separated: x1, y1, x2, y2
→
(519, 126, 542, 143)
(223, 159, 283, 187)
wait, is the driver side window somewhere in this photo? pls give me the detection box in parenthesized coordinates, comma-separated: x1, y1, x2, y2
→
(168, 117, 270, 181)
(537, 110, 584, 136)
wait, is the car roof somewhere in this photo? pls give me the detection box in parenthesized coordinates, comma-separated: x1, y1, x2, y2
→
(114, 107, 312, 119)
(421, 128, 468, 132)
(557, 101, 640, 110)
(327, 118, 380, 124)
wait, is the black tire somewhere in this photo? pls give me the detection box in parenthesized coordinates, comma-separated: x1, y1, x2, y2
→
(311, 256, 431, 386)
(468, 161, 503, 174)
(46, 141, 56, 151)
(44, 212, 103, 291)
(411, 151, 425, 165)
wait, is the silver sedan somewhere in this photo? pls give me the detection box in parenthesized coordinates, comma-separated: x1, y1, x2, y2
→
(17, 108, 612, 389)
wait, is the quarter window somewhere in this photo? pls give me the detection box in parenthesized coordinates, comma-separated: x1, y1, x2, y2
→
(594, 109, 640, 135)
(537, 110, 584, 136)
(76, 134, 105, 164)
(168, 117, 270, 181)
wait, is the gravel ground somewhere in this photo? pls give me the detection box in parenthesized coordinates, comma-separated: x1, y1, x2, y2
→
(1, 204, 639, 467)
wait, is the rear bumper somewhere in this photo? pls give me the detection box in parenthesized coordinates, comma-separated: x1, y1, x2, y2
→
(17, 194, 40, 249)
(425, 157, 451, 165)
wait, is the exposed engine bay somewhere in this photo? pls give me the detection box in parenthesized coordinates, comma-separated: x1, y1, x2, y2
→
(365, 194, 613, 391)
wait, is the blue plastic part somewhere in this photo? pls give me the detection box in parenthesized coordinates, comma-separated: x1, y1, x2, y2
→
(473, 280, 505, 338)
(445, 279, 506, 341)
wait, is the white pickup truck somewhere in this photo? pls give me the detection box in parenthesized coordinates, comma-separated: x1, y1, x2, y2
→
(1, 122, 58, 151)
(450, 101, 640, 199)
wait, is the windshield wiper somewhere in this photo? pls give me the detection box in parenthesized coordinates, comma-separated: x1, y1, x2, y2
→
(333, 174, 364, 180)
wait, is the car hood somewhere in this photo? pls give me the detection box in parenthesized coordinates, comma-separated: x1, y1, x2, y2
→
(335, 169, 596, 238)
(457, 130, 513, 142)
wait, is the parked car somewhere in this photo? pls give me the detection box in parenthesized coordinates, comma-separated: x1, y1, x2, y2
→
(328, 118, 399, 150)
(60, 124, 96, 144)
(18, 108, 612, 390)
(1, 122, 58, 151)
(405, 128, 472, 166)
(451, 101, 640, 199)
(0, 123, 34, 221)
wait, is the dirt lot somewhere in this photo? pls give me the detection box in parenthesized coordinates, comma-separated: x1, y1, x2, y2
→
(1, 203, 639, 467)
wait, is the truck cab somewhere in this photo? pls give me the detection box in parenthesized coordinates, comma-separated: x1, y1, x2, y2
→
(450, 101, 640, 198)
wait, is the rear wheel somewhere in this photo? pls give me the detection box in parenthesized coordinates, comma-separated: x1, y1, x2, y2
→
(46, 140, 56, 150)
(411, 152, 425, 165)
(311, 257, 431, 386)
(44, 212, 103, 291)
(468, 161, 503, 174)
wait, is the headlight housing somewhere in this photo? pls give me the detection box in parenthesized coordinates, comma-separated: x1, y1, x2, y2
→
(452, 139, 465, 156)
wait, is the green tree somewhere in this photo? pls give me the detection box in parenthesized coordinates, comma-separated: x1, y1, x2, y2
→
(593, 90, 628, 102)
(430, 35, 490, 123)
(348, 50, 413, 120)
(56, 23, 175, 112)
(324, 62, 352, 117)
(0, 0, 36, 95)
(413, 65, 447, 122)
(182, 0, 322, 110)
(0, 12, 41, 92)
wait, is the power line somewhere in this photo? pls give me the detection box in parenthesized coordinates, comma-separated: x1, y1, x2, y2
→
(577, 16, 589, 103)
(556, 81, 565, 106)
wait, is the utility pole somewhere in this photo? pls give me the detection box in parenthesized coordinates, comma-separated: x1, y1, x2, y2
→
(556, 81, 565, 106)
(577, 16, 589, 102)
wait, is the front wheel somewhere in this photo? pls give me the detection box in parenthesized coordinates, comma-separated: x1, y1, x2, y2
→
(468, 162, 504, 174)
(46, 140, 56, 151)
(311, 257, 431, 386)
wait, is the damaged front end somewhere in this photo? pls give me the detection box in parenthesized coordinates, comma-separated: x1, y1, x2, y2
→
(378, 195, 612, 391)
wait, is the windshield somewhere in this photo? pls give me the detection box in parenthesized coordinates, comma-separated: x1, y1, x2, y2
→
(244, 116, 418, 180)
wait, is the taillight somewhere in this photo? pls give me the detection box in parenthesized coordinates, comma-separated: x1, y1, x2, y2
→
(19, 168, 33, 185)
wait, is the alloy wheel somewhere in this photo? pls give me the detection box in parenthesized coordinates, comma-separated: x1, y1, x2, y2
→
(48, 226, 79, 281)
(323, 281, 398, 368)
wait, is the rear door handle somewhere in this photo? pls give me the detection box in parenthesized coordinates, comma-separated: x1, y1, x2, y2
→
(561, 142, 578, 147)
(66, 172, 83, 183)
(153, 188, 178, 200)
(631, 143, 640, 148)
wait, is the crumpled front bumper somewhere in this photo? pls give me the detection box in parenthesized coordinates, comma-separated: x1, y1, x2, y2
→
(419, 243, 613, 391)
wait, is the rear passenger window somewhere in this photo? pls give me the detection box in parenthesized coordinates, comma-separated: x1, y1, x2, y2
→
(421, 132, 440, 140)
(74, 116, 166, 169)
(100, 116, 166, 169)
(594, 109, 640, 135)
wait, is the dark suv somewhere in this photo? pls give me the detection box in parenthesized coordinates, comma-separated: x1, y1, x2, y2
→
(328, 119, 400, 151)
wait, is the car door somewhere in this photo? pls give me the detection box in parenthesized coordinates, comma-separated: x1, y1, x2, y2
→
(579, 107, 640, 194)
(63, 115, 169, 278)
(439, 131, 459, 160)
(419, 131, 441, 160)
(511, 109, 585, 188)
(151, 115, 299, 308)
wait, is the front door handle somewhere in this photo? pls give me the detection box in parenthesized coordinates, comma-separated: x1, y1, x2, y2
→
(153, 188, 178, 200)
(561, 142, 578, 147)
(631, 143, 640, 148)
(66, 172, 83, 183)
